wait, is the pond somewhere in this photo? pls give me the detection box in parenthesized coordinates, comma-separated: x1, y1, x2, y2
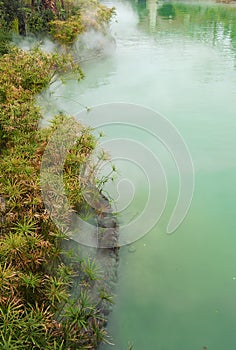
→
(41, 1, 236, 349)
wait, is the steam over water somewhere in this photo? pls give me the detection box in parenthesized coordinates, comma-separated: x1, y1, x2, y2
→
(40, 1, 236, 349)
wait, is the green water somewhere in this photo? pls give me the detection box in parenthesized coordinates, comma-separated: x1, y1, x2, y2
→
(42, 1, 236, 348)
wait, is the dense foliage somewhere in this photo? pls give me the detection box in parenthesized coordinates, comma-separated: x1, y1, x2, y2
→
(0, 0, 115, 45)
(0, 1, 116, 348)
(0, 45, 113, 349)
(50, 1, 115, 45)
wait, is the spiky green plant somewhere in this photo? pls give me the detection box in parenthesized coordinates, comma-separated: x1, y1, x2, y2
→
(0, 2, 116, 348)
(81, 258, 103, 282)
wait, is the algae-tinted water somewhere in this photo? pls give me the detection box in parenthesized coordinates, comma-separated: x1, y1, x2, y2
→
(42, 1, 236, 348)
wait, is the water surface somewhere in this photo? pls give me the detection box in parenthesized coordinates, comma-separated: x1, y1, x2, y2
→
(42, 1, 236, 349)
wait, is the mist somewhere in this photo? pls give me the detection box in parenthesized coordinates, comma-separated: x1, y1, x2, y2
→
(73, 29, 116, 63)
(12, 28, 116, 63)
(12, 34, 57, 53)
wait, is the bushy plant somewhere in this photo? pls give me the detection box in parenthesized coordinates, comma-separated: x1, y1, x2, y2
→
(50, 0, 115, 45)
(0, 0, 57, 35)
(49, 14, 85, 45)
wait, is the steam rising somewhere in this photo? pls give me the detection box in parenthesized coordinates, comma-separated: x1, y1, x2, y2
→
(12, 29, 116, 63)
(12, 34, 57, 53)
(73, 29, 116, 62)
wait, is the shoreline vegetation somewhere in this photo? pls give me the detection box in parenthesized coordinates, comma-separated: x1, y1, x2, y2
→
(0, 1, 118, 349)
